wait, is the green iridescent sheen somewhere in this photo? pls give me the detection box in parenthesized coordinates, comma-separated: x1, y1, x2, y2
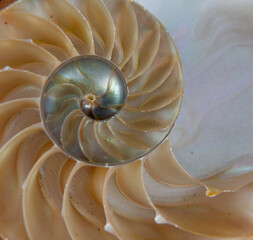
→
(41, 55, 128, 164)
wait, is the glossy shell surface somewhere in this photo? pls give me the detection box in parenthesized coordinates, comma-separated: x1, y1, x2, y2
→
(41, 55, 130, 164)
(0, 0, 253, 240)
(26, 0, 183, 166)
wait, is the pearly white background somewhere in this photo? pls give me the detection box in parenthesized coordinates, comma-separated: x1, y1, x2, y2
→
(136, 0, 253, 180)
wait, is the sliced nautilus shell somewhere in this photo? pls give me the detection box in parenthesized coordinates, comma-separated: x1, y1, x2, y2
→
(0, 0, 253, 240)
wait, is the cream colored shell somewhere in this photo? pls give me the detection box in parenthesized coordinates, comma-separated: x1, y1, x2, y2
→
(0, 0, 253, 240)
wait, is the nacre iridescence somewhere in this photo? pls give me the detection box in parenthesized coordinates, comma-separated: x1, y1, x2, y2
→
(1, 0, 253, 239)
(41, 44, 182, 165)
(41, 56, 129, 164)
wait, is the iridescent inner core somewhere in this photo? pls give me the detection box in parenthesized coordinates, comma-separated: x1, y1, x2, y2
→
(41, 56, 127, 163)
(76, 58, 127, 120)
(42, 55, 127, 120)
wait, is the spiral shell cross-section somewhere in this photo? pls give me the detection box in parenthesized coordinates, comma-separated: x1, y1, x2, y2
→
(0, 0, 183, 237)
(41, 55, 128, 164)
(0, 0, 183, 165)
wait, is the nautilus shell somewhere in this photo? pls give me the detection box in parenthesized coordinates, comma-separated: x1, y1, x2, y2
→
(0, 0, 253, 240)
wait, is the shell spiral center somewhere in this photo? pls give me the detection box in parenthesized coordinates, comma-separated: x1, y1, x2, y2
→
(41, 55, 128, 163)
